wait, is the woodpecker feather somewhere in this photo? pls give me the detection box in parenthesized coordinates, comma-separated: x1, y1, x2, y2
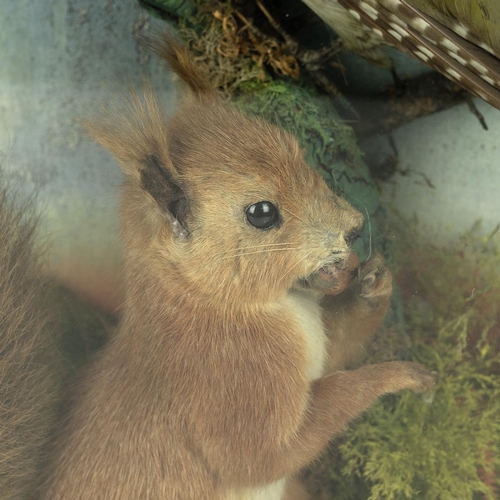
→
(303, 0, 500, 109)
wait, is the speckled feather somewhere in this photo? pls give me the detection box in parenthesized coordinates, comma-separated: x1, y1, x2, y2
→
(304, 0, 500, 109)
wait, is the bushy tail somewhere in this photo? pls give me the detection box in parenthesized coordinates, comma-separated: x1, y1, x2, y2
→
(0, 169, 60, 500)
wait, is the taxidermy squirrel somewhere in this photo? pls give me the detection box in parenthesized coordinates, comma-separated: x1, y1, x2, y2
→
(1, 34, 435, 500)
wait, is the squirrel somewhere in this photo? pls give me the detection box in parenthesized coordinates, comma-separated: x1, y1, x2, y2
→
(1, 34, 434, 500)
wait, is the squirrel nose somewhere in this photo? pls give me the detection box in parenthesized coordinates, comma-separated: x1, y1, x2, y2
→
(324, 232, 350, 255)
(343, 252, 360, 271)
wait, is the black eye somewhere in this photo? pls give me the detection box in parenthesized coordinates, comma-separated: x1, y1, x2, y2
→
(246, 201, 280, 229)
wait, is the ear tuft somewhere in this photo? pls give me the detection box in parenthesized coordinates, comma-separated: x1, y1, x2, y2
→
(140, 31, 215, 97)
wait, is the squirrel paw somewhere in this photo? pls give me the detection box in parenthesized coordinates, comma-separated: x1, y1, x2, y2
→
(359, 252, 393, 305)
(402, 362, 437, 394)
(370, 361, 436, 395)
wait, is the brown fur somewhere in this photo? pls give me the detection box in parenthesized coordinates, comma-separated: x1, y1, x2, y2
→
(0, 170, 60, 500)
(39, 34, 435, 499)
(142, 32, 216, 98)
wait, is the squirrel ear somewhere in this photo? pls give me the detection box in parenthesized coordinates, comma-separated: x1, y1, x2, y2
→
(84, 114, 191, 239)
(85, 31, 207, 239)
(83, 90, 191, 240)
(139, 153, 190, 239)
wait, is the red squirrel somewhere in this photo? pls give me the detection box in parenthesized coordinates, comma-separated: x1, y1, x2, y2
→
(1, 34, 434, 500)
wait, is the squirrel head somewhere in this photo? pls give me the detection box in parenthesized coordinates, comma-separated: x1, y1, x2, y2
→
(85, 33, 364, 309)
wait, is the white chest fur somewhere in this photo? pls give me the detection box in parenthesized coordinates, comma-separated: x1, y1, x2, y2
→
(284, 288, 327, 381)
(225, 479, 286, 500)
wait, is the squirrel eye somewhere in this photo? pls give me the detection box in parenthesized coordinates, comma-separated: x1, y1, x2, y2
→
(246, 201, 280, 229)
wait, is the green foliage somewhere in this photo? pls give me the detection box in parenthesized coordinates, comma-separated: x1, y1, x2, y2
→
(329, 224, 500, 499)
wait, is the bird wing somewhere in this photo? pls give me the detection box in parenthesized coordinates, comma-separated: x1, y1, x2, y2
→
(337, 0, 500, 109)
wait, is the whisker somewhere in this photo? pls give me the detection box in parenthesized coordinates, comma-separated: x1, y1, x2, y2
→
(218, 247, 301, 261)
(363, 209, 373, 261)
(230, 242, 301, 250)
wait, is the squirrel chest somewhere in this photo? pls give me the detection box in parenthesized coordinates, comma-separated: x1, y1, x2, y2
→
(227, 290, 326, 500)
(283, 288, 328, 381)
